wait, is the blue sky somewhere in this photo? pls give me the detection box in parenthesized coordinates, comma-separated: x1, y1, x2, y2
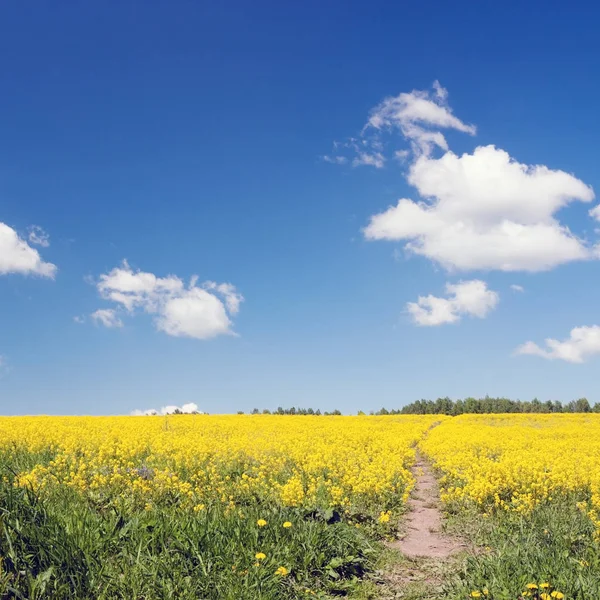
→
(2, 1, 600, 415)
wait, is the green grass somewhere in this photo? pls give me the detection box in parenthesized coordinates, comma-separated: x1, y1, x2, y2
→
(442, 501, 600, 600)
(4, 450, 600, 599)
(0, 474, 388, 599)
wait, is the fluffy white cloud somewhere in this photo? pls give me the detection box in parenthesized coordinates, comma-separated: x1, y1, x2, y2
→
(0, 222, 56, 277)
(91, 309, 123, 328)
(94, 261, 242, 340)
(515, 326, 600, 363)
(511, 284, 525, 292)
(359, 83, 597, 272)
(407, 280, 499, 326)
(27, 225, 50, 247)
(131, 402, 201, 416)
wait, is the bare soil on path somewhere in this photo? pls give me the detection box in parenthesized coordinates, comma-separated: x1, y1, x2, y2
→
(393, 455, 464, 559)
(374, 454, 467, 598)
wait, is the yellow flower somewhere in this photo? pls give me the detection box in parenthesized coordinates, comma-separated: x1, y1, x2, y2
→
(470, 592, 482, 598)
(283, 521, 292, 528)
(257, 519, 267, 527)
(540, 594, 551, 600)
(275, 566, 289, 576)
(255, 552, 266, 560)
(540, 583, 551, 589)
(483, 589, 489, 596)
(527, 583, 539, 590)
(551, 592, 564, 599)
(378, 510, 391, 523)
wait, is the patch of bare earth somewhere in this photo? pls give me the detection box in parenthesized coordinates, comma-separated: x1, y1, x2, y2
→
(375, 455, 467, 599)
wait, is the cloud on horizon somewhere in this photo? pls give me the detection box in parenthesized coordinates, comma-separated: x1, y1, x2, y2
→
(131, 402, 201, 416)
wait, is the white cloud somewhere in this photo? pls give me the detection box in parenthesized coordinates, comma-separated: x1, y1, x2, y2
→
(91, 309, 123, 328)
(203, 281, 243, 315)
(366, 82, 476, 156)
(432, 80, 448, 101)
(94, 261, 242, 340)
(0, 222, 56, 278)
(27, 225, 50, 247)
(131, 402, 201, 416)
(515, 326, 600, 363)
(357, 83, 596, 273)
(510, 284, 525, 292)
(322, 155, 348, 165)
(590, 205, 600, 221)
(407, 279, 499, 326)
(352, 152, 385, 169)
(73, 315, 85, 324)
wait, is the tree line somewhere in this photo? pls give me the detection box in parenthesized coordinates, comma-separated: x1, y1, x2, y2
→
(246, 397, 599, 416)
(394, 396, 597, 415)
(248, 407, 342, 416)
(168, 397, 598, 417)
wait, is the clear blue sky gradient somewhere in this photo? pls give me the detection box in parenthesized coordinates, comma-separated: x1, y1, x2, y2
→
(2, 1, 600, 414)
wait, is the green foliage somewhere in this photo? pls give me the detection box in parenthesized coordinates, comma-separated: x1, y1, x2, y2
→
(396, 396, 596, 415)
(445, 502, 600, 599)
(0, 474, 379, 599)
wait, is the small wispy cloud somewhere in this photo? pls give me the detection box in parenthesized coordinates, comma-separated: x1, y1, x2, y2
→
(322, 155, 348, 165)
(0, 356, 11, 379)
(27, 225, 50, 248)
(352, 152, 385, 169)
(91, 309, 124, 328)
(510, 284, 525, 292)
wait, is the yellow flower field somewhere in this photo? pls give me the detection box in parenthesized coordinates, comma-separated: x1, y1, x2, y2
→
(420, 414, 600, 527)
(5, 414, 441, 513)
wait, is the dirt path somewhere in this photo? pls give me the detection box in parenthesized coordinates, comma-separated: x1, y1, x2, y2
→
(376, 455, 465, 598)
(393, 455, 463, 559)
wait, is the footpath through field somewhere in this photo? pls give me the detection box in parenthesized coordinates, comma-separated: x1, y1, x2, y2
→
(393, 454, 463, 559)
(377, 422, 466, 598)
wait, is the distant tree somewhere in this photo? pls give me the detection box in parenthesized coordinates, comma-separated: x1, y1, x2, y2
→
(573, 397, 591, 413)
